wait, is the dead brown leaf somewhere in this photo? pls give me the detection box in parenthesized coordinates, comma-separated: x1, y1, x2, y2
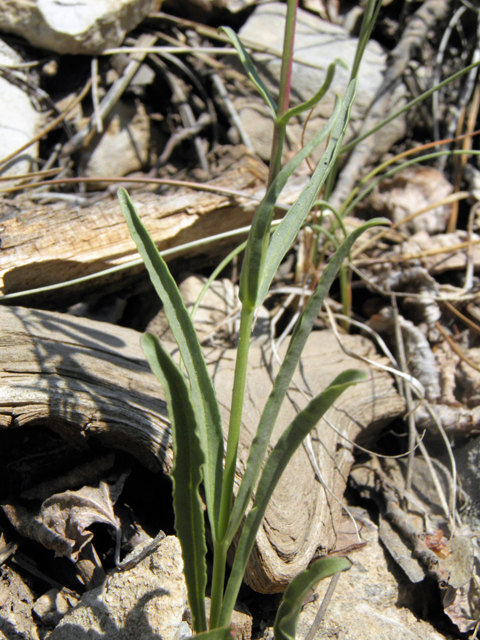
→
(364, 166, 453, 234)
(2, 475, 126, 561)
(442, 582, 478, 633)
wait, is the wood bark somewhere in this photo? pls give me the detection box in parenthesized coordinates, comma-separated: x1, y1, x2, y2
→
(0, 147, 267, 302)
(0, 305, 404, 592)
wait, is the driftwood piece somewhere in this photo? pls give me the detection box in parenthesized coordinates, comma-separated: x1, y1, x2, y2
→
(0, 147, 267, 300)
(0, 305, 172, 472)
(0, 306, 404, 592)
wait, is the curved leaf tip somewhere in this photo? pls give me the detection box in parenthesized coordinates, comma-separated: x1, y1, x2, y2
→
(329, 369, 369, 387)
(273, 556, 350, 640)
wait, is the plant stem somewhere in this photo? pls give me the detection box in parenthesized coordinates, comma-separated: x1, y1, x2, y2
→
(339, 264, 351, 331)
(210, 306, 254, 627)
(213, 1, 298, 627)
(209, 540, 228, 629)
(268, 123, 287, 189)
(268, 0, 298, 186)
(217, 305, 255, 542)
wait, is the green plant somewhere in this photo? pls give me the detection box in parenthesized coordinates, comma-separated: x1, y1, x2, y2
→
(118, 1, 387, 637)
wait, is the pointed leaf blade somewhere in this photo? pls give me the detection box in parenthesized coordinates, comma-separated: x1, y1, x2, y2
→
(195, 627, 236, 640)
(220, 26, 277, 116)
(279, 58, 347, 124)
(227, 218, 389, 543)
(141, 333, 208, 633)
(119, 188, 224, 540)
(239, 97, 342, 310)
(257, 80, 357, 307)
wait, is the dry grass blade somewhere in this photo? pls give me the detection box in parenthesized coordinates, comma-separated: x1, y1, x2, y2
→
(304, 573, 341, 640)
(355, 236, 480, 267)
(323, 301, 457, 526)
(0, 167, 61, 183)
(62, 33, 158, 156)
(351, 191, 469, 260)
(441, 299, 480, 336)
(436, 321, 480, 373)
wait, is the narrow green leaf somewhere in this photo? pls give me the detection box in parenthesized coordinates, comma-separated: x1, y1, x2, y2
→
(227, 218, 388, 546)
(278, 58, 347, 125)
(274, 557, 350, 640)
(118, 188, 224, 540)
(141, 333, 208, 633)
(257, 80, 357, 307)
(349, 0, 383, 83)
(239, 96, 342, 309)
(219, 26, 277, 117)
(220, 370, 368, 625)
(195, 626, 235, 640)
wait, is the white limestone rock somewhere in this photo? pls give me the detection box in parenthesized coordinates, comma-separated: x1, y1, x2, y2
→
(295, 520, 447, 640)
(0, 40, 39, 180)
(49, 535, 187, 640)
(0, 0, 162, 55)
(190, 0, 257, 12)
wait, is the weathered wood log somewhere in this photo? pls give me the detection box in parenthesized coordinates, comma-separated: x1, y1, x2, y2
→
(0, 305, 172, 472)
(0, 147, 267, 302)
(0, 305, 404, 592)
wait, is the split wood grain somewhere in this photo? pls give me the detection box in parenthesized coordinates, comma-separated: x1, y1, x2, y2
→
(0, 148, 267, 301)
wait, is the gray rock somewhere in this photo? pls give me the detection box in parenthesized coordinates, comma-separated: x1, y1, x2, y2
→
(0, 40, 39, 179)
(0, 0, 161, 55)
(229, 3, 399, 163)
(33, 588, 80, 627)
(80, 100, 164, 183)
(169, 0, 257, 13)
(295, 522, 447, 640)
(49, 535, 187, 640)
(454, 436, 480, 530)
(0, 566, 38, 640)
(363, 166, 453, 234)
(178, 620, 193, 640)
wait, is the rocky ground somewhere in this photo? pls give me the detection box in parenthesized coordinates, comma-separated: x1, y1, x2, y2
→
(1, 1, 480, 639)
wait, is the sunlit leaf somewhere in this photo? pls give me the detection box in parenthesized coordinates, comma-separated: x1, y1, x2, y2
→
(227, 218, 388, 546)
(118, 188, 224, 541)
(239, 97, 342, 310)
(141, 333, 208, 633)
(278, 58, 347, 124)
(195, 626, 236, 640)
(257, 80, 357, 307)
(220, 26, 277, 116)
